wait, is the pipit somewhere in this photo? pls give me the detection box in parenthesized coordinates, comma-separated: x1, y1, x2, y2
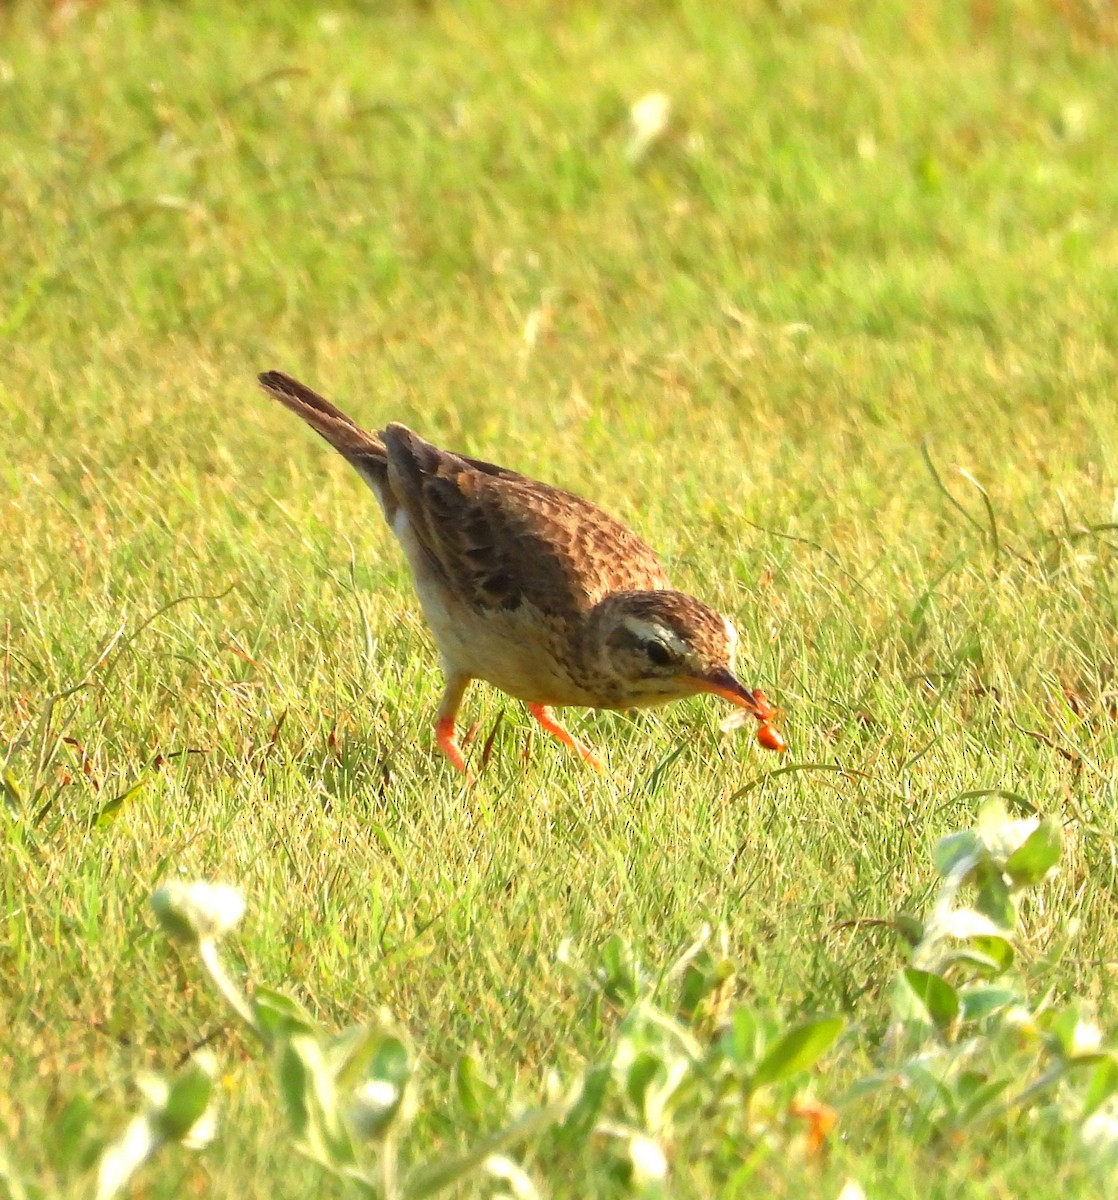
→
(258, 370, 778, 774)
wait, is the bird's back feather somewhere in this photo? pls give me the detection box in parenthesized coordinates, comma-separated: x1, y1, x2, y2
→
(258, 370, 670, 621)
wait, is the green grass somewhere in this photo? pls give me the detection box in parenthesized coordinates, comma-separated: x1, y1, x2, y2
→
(3, 0, 1118, 1194)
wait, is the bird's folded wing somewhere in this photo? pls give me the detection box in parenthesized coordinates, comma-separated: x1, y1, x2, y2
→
(381, 424, 670, 618)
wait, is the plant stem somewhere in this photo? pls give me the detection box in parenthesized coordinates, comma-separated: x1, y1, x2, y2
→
(197, 937, 260, 1039)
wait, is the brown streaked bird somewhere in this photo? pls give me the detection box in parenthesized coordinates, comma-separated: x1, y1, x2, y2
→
(257, 370, 777, 775)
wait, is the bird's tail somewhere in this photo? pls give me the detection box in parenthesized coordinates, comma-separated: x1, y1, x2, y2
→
(257, 370, 393, 507)
(258, 371, 385, 461)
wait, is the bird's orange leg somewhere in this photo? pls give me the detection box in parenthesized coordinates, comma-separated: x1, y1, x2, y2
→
(434, 674, 473, 779)
(526, 703, 603, 771)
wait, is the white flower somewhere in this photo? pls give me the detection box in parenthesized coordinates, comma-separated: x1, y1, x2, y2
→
(627, 92, 671, 162)
(1002, 1006, 1039, 1037)
(927, 906, 1006, 941)
(629, 1134, 668, 1185)
(348, 1079, 401, 1140)
(484, 1155, 540, 1199)
(151, 882, 245, 944)
(1082, 1105, 1118, 1160)
(1070, 1018, 1104, 1058)
(976, 803, 1039, 864)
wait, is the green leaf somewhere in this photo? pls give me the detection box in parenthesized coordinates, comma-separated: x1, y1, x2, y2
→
(45, 1093, 103, 1173)
(1085, 1055, 1118, 1118)
(2, 770, 25, 812)
(944, 935, 1015, 979)
(902, 968, 960, 1032)
(326, 1021, 411, 1096)
(624, 1049, 666, 1117)
(402, 1102, 566, 1200)
(325, 1025, 382, 1091)
(600, 935, 639, 1006)
(893, 913, 925, 947)
(371, 1035, 412, 1089)
(158, 1064, 214, 1142)
(959, 985, 1019, 1023)
(454, 1053, 497, 1123)
(751, 1017, 844, 1089)
(974, 863, 1016, 931)
(277, 1038, 312, 1136)
(337, 1029, 415, 1142)
(955, 1072, 1011, 1123)
(934, 830, 982, 878)
(1043, 1007, 1080, 1058)
(946, 948, 1005, 977)
(967, 935, 1015, 974)
(723, 1007, 762, 1072)
(558, 1065, 610, 1145)
(253, 988, 319, 1044)
(1004, 819, 1061, 886)
(277, 1034, 355, 1167)
(677, 954, 734, 1021)
(93, 779, 147, 828)
(901, 1058, 956, 1118)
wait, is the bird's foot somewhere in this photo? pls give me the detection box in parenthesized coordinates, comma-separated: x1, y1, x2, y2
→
(526, 703, 605, 772)
(435, 714, 476, 783)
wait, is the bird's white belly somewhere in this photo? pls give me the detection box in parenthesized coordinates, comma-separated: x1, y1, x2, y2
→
(390, 510, 594, 705)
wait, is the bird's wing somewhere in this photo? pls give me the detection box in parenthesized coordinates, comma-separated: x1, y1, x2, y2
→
(381, 424, 670, 617)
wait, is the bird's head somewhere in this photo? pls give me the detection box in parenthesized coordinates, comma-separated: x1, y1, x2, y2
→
(585, 589, 760, 713)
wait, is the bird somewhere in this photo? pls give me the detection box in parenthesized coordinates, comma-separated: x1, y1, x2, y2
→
(257, 370, 778, 776)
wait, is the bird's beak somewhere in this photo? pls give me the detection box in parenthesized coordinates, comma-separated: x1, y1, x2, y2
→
(690, 667, 759, 713)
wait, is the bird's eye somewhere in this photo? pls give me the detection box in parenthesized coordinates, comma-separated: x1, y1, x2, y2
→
(644, 640, 673, 667)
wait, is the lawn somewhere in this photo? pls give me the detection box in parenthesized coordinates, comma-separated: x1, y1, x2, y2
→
(3, 0, 1118, 1195)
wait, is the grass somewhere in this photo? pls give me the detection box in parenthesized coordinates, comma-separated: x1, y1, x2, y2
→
(3, 0, 1118, 1194)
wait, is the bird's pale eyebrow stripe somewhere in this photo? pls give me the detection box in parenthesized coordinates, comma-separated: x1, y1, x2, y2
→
(620, 617, 690, 656)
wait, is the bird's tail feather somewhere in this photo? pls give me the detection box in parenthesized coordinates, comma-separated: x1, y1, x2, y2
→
(258, 370, 387, 462)
(258, 369, 395, 500)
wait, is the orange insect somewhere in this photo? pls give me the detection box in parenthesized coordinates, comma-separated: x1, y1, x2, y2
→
(751, 689, 788, 754)
(756, 722, 788, 753)
(789, 1096, 837, 1155)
